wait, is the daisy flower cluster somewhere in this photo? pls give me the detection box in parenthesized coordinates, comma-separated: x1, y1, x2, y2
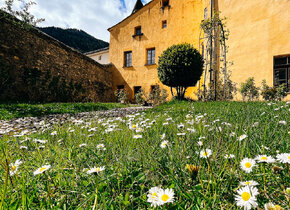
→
(147, 187, 175, 207)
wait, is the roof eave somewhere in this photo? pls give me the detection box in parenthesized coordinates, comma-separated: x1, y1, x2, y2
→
(107, 0, 155, 32)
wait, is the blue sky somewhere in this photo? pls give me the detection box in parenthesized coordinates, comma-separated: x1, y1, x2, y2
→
(0, 0, 151, 42)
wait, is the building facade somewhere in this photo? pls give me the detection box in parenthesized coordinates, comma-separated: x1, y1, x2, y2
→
(85, 47, 110, 65)
(108, 0, 290, 101)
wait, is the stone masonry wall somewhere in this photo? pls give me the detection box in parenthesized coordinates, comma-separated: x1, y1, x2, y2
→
(0, 12, 114, 102)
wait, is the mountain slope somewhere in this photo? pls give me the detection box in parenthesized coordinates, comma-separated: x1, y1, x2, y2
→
(38, 27, 109, 53)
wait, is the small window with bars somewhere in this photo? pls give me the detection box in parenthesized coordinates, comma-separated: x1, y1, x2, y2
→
(124, 51, 132, 67)
(162, 20, 167, 29)
(146, 48, 155, 65)
(161, 0, 170, 7)
(135, 26, 142, 35)
(274, 55, 290, 91)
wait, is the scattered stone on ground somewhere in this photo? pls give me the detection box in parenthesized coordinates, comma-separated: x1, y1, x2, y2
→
(0, 107, 152, 137)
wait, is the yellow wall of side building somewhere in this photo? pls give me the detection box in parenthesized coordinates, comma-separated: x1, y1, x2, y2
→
(109, 0, 205, 100)
(109, 0, 290, 101)
(217, 0, 290, 100)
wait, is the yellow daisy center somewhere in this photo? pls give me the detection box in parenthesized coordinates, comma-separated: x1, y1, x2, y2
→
(288, 156, 290, 159)
(11, 165, 17, 171)
(203, 152, 208, 156)
(245, 162, 252, 168)
(245, 181, 251, 185)
(261, 157, 267, 160)
(152, 192, 157, 198)
(39, 167, 47, 172)
(96, 168, 100, 172)
(274, 205, 283, 210)
(132, 125, 136, 128)
(161, 194, 170, 202)
(241, 192, 251, 201)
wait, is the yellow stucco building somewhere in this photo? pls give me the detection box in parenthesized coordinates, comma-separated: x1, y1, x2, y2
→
(108, 0, 290, 101)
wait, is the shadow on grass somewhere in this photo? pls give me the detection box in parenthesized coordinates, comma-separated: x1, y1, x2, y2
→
(0, 102, 126, 120)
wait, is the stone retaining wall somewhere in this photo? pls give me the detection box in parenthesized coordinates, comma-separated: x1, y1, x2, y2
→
(0, 12, 114, 102)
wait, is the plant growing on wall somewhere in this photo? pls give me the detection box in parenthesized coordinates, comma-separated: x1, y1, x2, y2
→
(199, 11, 233, 101)
(158, 43, 204, 100)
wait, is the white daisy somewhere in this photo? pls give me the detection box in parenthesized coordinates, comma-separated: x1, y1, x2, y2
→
(20, 146, 28, 150)
(133, 135, 142, 139)
(240, 158, 256, 173)
(97, 144, 106, 150)
(187, 128, 196, 132)
(177, 133, 186, 136)
(9, 159, 22, 176)
(255, 155, 275, 163)
(177, 124, 184, 128)
(157, 188, 175, 206)
(33, 165, 51, 176)
(197, 141, 203, 146)
(160, 140, 169, 148)
(224, 154, 235, 159)
(235, 186, 259, 210)
(135, 127, 143, 133)
(200, 149, 212, 158)
(87, 166, 105, 175)
(276, 153, 290, 164)
(79, 143, 87, 148)
(238, 134, 248, 141)
(264, 202, 283, 210)
(50, 131, 57, 136)
(147, 187, 162, 207)
(279, 121, 286, 125)
(240, 180, 259, 187)
(129, 124, 138, 130)
(33, 139, 47, 144)
(160, 133, 166, 139)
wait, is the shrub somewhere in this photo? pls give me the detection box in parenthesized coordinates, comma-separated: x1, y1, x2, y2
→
(134, 86, 168, 107)
(261, 80, 287, 101)
(148, 86, 168, 106)
(158, 43, 204, 100)
(114, 89, 129, 104)
(240, 77, 259, 101)
(134, 90, 146, 105)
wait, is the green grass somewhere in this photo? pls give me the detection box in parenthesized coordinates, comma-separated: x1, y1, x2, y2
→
(0, 101, 289, 209)
(0, 102, 127, 120)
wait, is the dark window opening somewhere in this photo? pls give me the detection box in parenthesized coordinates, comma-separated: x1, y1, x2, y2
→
(147, 48, 156, 65)
(161, 0, 170, 7)
(151, 85, 159, 92)
(275, 57, 287, 66)
(134, 86, 142, 96)
(135, 26, 142, 35)
(98, 55, 102, 60)
(117, 85, 125, 90)
(274, 56, 290, 91)
(162, 20, 167, 29)
(124, 51, 132, 67)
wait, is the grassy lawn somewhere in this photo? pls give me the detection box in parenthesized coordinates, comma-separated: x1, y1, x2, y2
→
(0, 102, 127, 120)
(0, 101, 289, 209)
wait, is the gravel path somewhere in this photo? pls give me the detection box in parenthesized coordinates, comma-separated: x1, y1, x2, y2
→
(0, 106, 152, 136)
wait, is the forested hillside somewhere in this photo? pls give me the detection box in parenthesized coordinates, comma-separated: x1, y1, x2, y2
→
(38, 27, 109, 53)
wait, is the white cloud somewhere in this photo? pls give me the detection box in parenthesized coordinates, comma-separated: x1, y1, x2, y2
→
(0, 0, 151, 42)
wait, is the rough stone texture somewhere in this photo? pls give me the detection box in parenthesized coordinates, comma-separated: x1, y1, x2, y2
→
(0, 12, 114, 102)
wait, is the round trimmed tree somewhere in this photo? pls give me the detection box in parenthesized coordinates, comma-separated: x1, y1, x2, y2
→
(158, 43, 204, 99)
